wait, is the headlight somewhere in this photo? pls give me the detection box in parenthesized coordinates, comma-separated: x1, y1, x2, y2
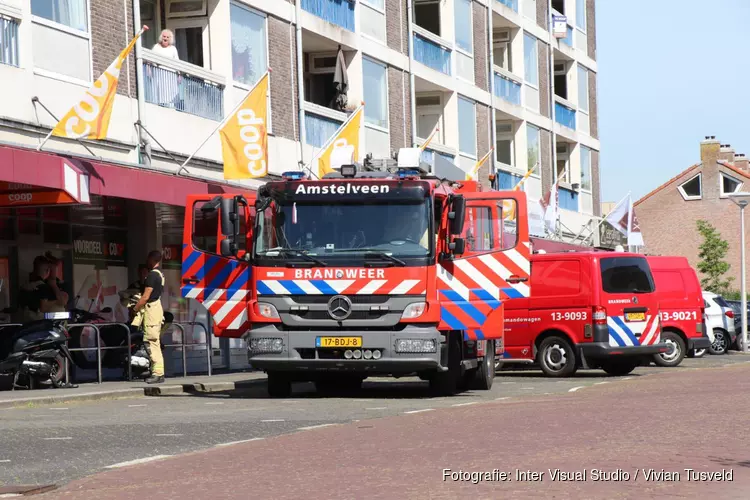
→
(257, 302, 280, 319)
(249, 338, 283, 354)
(395, 339, 436, 353)
(401, 302, 427, 319)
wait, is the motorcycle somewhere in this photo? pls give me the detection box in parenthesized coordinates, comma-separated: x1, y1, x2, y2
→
(0, 310, 77, 390)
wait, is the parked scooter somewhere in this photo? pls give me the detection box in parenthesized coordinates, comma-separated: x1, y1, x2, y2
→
(0, 310, 77, 390)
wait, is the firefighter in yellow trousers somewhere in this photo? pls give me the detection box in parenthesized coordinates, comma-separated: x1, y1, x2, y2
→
(132, 250, 166, 384)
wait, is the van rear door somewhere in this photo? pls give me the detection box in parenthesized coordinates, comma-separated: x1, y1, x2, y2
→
(598, 256, 661, 347)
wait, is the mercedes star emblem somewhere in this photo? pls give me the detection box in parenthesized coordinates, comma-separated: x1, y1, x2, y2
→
(327, 295, 352, 321)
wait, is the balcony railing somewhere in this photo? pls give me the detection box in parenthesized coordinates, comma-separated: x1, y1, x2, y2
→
(304, 103, 347, 148)
(497, 170, 524, 190)
(554, 99, 576, 130)
(421, 148, 456, 167)
(142, 49, 225, 121)
(0, 16, 20, 68)
(494, 70, 522, 106)
(561, 24, 574, 47)
(559, 187, 579, 211)
(497, 0, 519, 12)
(302, 0, 355, 31)
(413, 27, 452, 75)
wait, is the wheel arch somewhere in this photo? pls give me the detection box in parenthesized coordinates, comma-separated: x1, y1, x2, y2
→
(533, 329, 576, 358)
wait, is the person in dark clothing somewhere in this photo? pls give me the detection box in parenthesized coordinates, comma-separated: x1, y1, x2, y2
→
(18, 256, 67, 322)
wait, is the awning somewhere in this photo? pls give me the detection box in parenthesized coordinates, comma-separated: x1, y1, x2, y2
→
(0, 145, 247, 207)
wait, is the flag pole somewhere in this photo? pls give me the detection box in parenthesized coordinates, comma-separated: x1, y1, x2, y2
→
(37, 128, 55, 152)
(419, 123, 440, 151)
(511, 162, 539, 191)
(468, 148, 494, 180)
(303, 103, 364, 179)
(177, 69, 271, 175)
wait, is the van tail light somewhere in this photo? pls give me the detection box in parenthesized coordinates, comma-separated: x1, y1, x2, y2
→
(726, 310, 735, 319)
(593, 307, 607, 325)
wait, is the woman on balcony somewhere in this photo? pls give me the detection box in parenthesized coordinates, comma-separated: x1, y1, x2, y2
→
(149, 29, 181, 109)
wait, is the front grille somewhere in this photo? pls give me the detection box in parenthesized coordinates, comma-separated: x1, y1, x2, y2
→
(288, 295, 390, 305)
(293, 310, 388, 320)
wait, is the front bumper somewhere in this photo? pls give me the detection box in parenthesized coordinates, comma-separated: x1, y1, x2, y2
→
(580, 342, 670, 360)
(244, 325, 443, 375)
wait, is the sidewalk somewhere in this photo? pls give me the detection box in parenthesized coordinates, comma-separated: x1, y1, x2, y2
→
(0, 371, 267, 409)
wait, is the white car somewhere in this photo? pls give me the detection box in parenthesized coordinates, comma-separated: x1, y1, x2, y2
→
(702, 292, 737, 355)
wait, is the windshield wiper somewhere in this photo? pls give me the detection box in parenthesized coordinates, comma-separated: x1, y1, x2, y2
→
(263, 247, 327, 267)
(363, 251, 406, 267)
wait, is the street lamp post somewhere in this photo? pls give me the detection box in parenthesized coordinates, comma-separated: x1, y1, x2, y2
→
(729, 193, 750, 353)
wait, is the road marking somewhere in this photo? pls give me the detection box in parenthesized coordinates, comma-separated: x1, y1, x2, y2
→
(215, 438, 264, 447)
(495, 397, 510, 401)
(595, 381, 609, 385)
(205, 402, 224, 405)
(297, 423, 338, 431)
(404, 409, 434, 414)
(154, 434, 183, 437)
(500, 382, 515, 385)
(621, 377, 633, 381)
(365, 407, 387, 410)
(569, 386, 585, 393)
(261, 419, 285, 422)
(49, 408, 68, 410)
(452, 402, 479, 407)
(128, 404, 147, 408)
(0, 459, 10, 463)
(521, 387, 535, 390)
(106, 455, 172, 469)
(43, 437, 72, 440)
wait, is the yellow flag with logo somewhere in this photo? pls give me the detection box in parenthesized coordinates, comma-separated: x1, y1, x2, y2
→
(51, 27, 146, 140)
(220, 73, 269, 179)
(466, 149, 494, 181)
(318, 106, 363, 178)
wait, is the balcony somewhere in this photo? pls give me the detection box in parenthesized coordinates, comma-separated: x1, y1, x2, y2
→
(497, 170, 524, 190)
(497, 0, 519, 12)
(302, 0, 355, 32)
(554, 98, 576, 130)
(0, 16, 20, 68)
(142, 49, 225, 121)
(304, 103, 347, 148)
(561, 24, 574, 47)
(559, 187, 579, 211)
(494, 69, 522, 106)
(413, 27, 452, 76)
(421, 148, 456, 167)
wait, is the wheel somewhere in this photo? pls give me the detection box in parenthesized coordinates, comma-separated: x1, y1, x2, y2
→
(687, 348, 707, 358)
(599, 359, 638, 376)
(472, 340, 495, 390)
(429, 333, 461, 396)
(709, 329, 729, 355)
(49, 354, 67, 388)
(653, 331, 686, 367)
(267, 372, 292, 398)
(536, 336, 578, 377)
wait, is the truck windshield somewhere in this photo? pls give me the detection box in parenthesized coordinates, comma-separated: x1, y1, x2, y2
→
(254, 200, 433, 265)
(600, 257, 655, 294)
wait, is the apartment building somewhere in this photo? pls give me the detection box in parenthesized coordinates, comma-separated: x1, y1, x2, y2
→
(0, 0, 601, 370)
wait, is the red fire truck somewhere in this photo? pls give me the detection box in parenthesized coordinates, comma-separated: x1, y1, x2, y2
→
(181, 151, 531, 397)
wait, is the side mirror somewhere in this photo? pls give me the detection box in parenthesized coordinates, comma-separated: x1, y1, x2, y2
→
(449, 237, 466, 255)
(448, 195, 466, 235)
(220, 197, 237, 237)
(220, 238, 236, 258)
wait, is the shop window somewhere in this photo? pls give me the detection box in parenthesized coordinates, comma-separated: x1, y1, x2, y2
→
(16, 208, 40, 235)
(0, 209, 14, 240)
(43, 222, 71, 245)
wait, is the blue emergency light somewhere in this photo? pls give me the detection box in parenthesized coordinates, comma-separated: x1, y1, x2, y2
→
(397, 169, 420, 178)
(282, 171, 306, 181)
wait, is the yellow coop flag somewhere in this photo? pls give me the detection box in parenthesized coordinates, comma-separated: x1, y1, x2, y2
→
(220, 72, 270, 179)
(49, 27, 147, 141)
(466, 149, 494, 180)
(317, 105, 364, 178)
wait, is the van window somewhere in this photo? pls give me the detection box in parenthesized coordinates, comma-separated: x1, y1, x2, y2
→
(600, 257, 655, 294)
(533, 260, 581, 296)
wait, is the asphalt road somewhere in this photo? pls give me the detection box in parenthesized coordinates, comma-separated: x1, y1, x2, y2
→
(1, 354, 749, 495)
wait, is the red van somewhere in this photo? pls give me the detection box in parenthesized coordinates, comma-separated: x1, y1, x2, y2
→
(646, 255, 711, 366)
(497, 251, 669, 377)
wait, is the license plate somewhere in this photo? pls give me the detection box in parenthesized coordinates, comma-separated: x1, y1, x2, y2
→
(625, 312, 646, 322)
(315, 336, 362, 348)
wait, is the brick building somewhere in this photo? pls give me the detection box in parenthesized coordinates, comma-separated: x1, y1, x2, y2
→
(635, 136, 749, 290)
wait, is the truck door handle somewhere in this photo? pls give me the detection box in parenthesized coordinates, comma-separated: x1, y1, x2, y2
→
(183, 276, 200, 285)
(507, 275, 528, 284)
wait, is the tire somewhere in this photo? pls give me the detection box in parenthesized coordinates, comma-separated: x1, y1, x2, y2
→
(600, 359, 638, 376)
(536, 336, 578, 377)
(653, 331, 686, 367)
(267, 372, 292, 398)
(688, 348, 707, 359)
(49, 354, 67, 388)
(709, 329, 729, 355)
(429, 333, 461, 396)
(472, 340, 495, 390)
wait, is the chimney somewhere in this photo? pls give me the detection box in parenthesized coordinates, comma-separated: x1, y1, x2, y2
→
(700, 136, 721, 167)
(735, 153, 749, 172)
(719, 143, 736, 163)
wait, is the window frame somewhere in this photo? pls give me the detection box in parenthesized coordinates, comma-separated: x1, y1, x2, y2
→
(457, 95, 477, 158)
(463, 205, 494, 253)
(416, 92, 445, 144)
(526, 123, 540, 174)
(576, 0, 587, 32)
(361, 0, 386, 13)
(523, 32, 539, 88)
(495, 121, 515, 168)
(720, 172, 744, 198)
(556, 142, 570, 184)
(31, 0, 90, 34)
(580, 145, 592, 192)
(677, 173, 702, 201)
(362, 55, 389, 132)
(577, 64, 589, 114)
(166, 0, 207, 19)
(454, 0, 473, 55)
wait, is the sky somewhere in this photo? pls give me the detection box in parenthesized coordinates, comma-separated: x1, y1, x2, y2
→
(597, 0, 750, 203)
